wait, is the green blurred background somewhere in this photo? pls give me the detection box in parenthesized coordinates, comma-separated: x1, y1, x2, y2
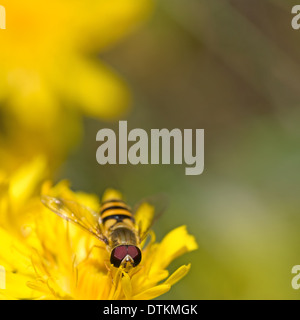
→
(55, 0, 300, 299)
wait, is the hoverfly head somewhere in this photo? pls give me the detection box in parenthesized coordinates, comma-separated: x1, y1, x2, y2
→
(110, 245, 142, 269)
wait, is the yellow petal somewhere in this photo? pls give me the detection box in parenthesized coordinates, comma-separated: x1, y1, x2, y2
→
(75, 262, 109, 300)
(134, 203, 155, 239)
(7, 69, 60, 131)
(164, 264, 191, 287)
(121, 272, 132, 299)
(102, 189, 123, 202)
(41, 179, 70, 197)
(3, 271, 40, 300)
(9, 155, 47, 211)
(150, 226, 198, 272)
(77, 0, 154, 52)
(0, 228, 39, 299)
(131, 269, 168, 293)
(41, 180, 100, 211)
(133, 284, 171, 300)
(61, 59, 131, 120)
(0, 227, 33, 275)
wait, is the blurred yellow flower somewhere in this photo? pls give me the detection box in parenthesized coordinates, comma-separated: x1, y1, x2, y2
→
(0, 155, 48, 234)
(0, 159, 198, 300)
(0, 0, 153, 172)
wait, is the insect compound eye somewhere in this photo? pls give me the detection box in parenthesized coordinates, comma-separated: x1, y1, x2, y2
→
(110, 246, 127, 267)
(127, 246, 142, 267)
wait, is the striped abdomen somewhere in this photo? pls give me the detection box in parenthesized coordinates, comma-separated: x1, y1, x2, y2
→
(100, 199, 138, 249)
(100, 199, 142, 268)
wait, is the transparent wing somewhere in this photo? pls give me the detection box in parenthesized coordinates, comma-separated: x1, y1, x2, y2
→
(133, 194, 169, 242)
(41, 195, 108, 244)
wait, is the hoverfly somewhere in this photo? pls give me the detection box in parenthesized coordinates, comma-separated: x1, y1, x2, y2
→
(41, 194, 167, 271)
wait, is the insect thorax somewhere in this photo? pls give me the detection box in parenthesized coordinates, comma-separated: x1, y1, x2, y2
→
(109, 224, 138, 249)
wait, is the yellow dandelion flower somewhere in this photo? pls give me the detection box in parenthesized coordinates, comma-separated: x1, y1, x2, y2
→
(0, 162, 197, 300)
(0, 155, 48, 234)
(0, 0, 153, 172)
